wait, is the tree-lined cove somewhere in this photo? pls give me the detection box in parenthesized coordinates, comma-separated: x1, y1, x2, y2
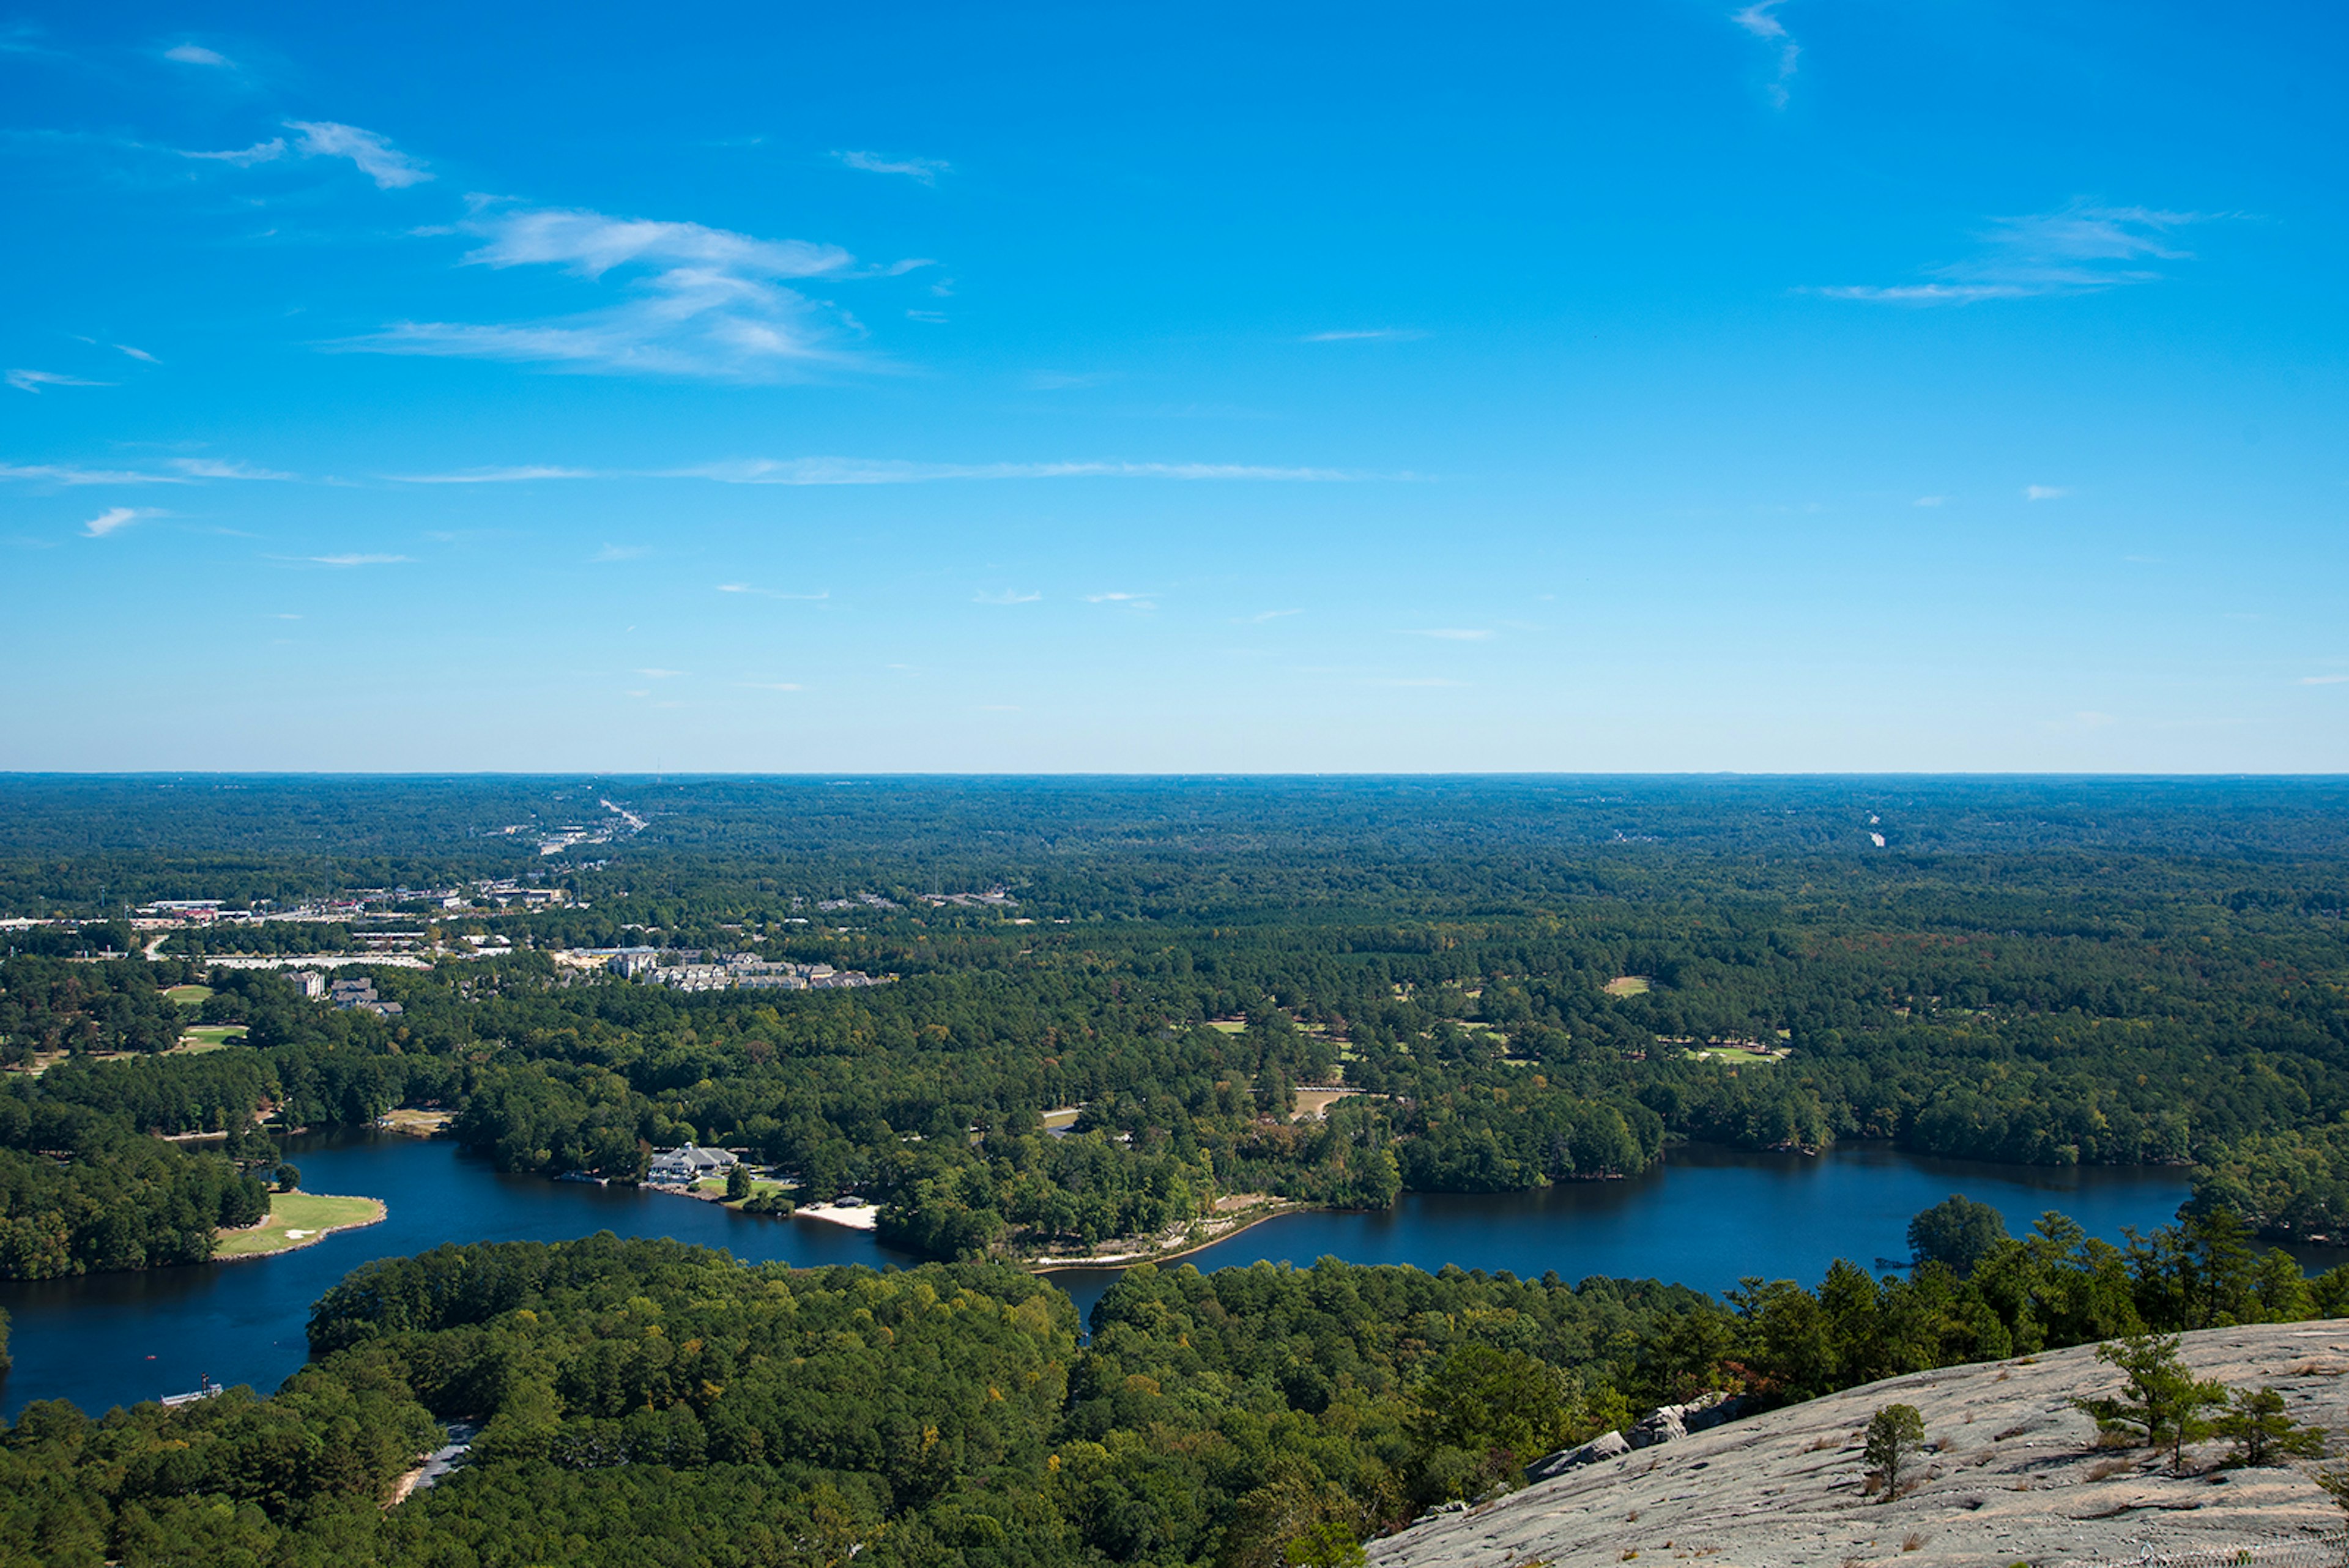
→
(3, 776, 2348, 1564)
(0, 1128, 2199, 1419)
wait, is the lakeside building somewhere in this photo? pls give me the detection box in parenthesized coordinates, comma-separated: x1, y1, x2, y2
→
(646, 1143, 738, 1184)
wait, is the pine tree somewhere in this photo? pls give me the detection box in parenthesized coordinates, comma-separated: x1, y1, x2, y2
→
(1865, 1403, 1927, 1500)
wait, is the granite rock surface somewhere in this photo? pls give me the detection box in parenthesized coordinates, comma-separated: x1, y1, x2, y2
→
(1370, 1321, 2349, 1568)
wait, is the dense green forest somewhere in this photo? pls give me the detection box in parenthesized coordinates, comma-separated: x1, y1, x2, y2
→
(2, 1210, 2342, 1568)
(4, 776, 2348, 1273)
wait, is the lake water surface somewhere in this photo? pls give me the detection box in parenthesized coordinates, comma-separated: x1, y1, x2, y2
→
(0, 1133, 2195, 1420)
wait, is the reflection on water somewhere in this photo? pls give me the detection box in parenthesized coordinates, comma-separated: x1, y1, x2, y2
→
(1045, 1142, 2197, 1337)
(1, 1134, 2197, 1419)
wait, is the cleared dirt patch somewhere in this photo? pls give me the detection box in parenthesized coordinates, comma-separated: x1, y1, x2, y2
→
(1603, 976, 1650, 997)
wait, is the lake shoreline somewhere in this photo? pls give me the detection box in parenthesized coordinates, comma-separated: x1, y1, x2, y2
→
(1031, 1198, 1315, 1275)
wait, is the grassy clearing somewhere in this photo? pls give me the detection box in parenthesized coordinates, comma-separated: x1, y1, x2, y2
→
(214, 1192, 386, 1257)
(179, 1025, 248, 1051)
(1205, 1020, 1249, 1035)
(1685, 1046, 1783, 1064)
(691, 1175, 794, 1205)
(1604, 975, 1651, 997)
(164, 984, 215, 1008)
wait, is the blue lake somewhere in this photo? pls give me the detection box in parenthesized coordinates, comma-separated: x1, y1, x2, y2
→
(0, 1133, 2199, 1420)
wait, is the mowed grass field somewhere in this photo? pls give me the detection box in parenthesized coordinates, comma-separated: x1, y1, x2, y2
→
(164, 983, 215, 1007)
(179, 1024, 248, 1050)
(214, 1192, 386, 1257)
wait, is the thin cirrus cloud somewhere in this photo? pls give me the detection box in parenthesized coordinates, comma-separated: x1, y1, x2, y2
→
(8, 369, 111, 393)
(2025, 485, 2070, 501)
(1403, 627, 1495, 641)
(974, 589, 1042, 604)
(180, 138, 288, 167)
(1816, 201, 2216, 305)
(1731, 1, 1800, 109)
(737, 680, 804, 691)
(354, 204, 863, 378)
(718, 583, 828, 600)
(286, 121, 432, 188)
(2300, 675, 2349, 686)
(83, 507, 162, 537)
(836, 150, 950, 185)
(301, 552, 409, 567)
(115, 344, 160, 363)
(0, 457, 292, 485)
(163, 43, 231, 65)
(384, 457, 1368, 485)
(388, 464, 600, 484)
(1913, 495, 1950, 507)
(1300, 329, 1427, 343)
(171, 458, 296, 480)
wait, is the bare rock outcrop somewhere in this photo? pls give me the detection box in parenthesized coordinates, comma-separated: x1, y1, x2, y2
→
(1526, 1394, 1748, 1484)
(1375, 1321, 2349, 1568)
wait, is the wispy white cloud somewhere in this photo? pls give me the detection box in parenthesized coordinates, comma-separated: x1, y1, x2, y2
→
(2025, 484, 2069, 501)
(636, 667, 687, 678)
(164, 43, 230, 66)
(385, 464, 601, 483)
(1244, 608, 1302, 623)
(301, 552, 410, 567)
(286, 121, 431, 188)
(1, 457, 288, 484)
(1086, 590, 1154, 604)
(737, 680, 804, 691)
(180, 138, 286, 167)
(1, 462, 181, 485)
(1026, 370, 1111, 390)
(2299, 674, 2349, 686)
(974, 589, 1042, 604)
(1300, 328, 1425, 343)
(1403, 627, 1494, 641)
(357, 204, 857, 378)
(8, 369, 111, 393)
(1731, 1, 1800, 108)
(1817, 202, 2217, 305)
(170, 457, 295, 480)
(0, 23, 62, 57)
(592, 543, 650, 562)
(380, 456, 1376, 485)
(1913, 495, 1948, 507)
(83, 506, 162, 537)
(718, 582, 828, 600)
(1377, 677, 1469, 688)
(670, 457, 1365, 484)
(115, 343, 160, 363)
(836, 150, 949, 185)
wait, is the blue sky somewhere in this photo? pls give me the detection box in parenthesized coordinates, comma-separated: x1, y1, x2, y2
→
(4, 1, 2345, 771)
